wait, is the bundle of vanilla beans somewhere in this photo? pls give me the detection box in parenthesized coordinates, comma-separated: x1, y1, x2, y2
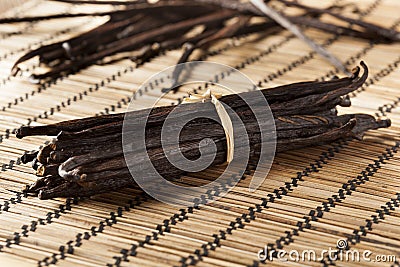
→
(4, 0, 400, 81)
(17, 63, 390, 199)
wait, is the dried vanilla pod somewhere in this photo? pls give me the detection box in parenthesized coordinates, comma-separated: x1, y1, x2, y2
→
(16, 62, 391, 199)
(2, 0, 399, 81)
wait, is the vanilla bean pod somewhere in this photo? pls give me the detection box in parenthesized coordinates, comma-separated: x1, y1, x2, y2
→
(26, 10, 237, 80)
(40, 8, 215, 65)
(0, 1, 215, 23)
(52, 113, 358, 149)
(55, 113, 389, 180)
(7, 1, 400, 80)
(16, 67, 362, 139)
(39, 14, 147, 64)
(18, 63, 391, 199)
(61, 142, 227, 183)
(41, 115, 333, 165)
(35, 175, 136, 199)
(286, 16, 385, 41)
(21, 151, 39, 164)
(276, 118, 356, 152)
(168, 15, 252, 90)
(42, 113, 350, 166)
(30, 114, 383, 199)
(20, 92, 347, 141)
(278, 0, 400, 42)
(36, 164, 59, 177)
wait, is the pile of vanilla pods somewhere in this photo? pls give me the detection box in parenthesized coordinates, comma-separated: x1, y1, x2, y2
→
(16, 63, 390, 199)
(3, 0, 400, 81)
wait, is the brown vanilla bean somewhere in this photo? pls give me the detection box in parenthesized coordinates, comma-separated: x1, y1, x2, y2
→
(19, 63, 392, 199)
(31, 10, 237, 80)
(0, 1, 216, 23)
(37, 144, 56, 164)
(21, 151, 39, 164)
(37, 175, 135, 199)
(168, 15, 251, 90)
(276, 118, 356, 152)
(7, 0, 399, 80)
(57, 113, 388, 181)
(278, 0, 400, 42)
(36, 164, 60, 177)
(287, 16, 386, 41)
(16, 66, 363, 139)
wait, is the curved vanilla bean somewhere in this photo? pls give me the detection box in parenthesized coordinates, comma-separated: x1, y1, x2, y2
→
(58, 145, 124, 178)
(1, 1, 215, 23)
(16, 112, 125, 138)
(40, 7, 214, 65)
(29, 10, 236, 80)
(279, 0, 400, 42)
(39, 14, 146, 64)
(37, 175, 135, 199)
(287, 16, 385, 41)
(0, 10, 127, 23)
(17, 65, 364, 139)
(351, 114, 391, 139)
(20, 62, 392, 199)
(26, 175, 66, 195)
(37, 144, 56, 164)
(21, 151, 39, 164)
(36, 164, 59, 177)
(276, 118, 356, 152)
(269, 63, 367, 113)
(168, 15, 251, 92)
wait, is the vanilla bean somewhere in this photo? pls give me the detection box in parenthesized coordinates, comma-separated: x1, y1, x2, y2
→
(278, 0, 400, 42)
(0, 1, 216, 23)
(16, 113, 126, 138)
(37, 175, 135, 199)
(37, 144, 56, 164)
(250, 0, 350, 75)
(6, 0, 398, 80)
(39, 14, 147, 63)
(287, 16, 385, 41)
(18, 63, 391, 199)
(16, 66, 364, 139)
(36, 164, 59, 177)
(276, 118, 356, 152)
(21, 151, 39, 164)
(28, 10, 236, 80)
(57, 113, 389, 180)
(168, 15, 251, 91)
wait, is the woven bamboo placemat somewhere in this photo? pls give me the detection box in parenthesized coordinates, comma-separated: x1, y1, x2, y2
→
(0, 0, 399, 266)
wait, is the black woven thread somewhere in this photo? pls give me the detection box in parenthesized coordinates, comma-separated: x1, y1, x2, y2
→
(319, 142, 400, 266)
(0, 197, 79, 254)
(0, 0, 396, 264)
(172, 2, 399, 266)
(36, 193, 148, 266)
(85, 1, 400, 265)
(0, 10, 94, 110)
(178, 140, 349, 267)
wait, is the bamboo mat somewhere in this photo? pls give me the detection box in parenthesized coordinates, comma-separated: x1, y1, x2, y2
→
(0, 0, 399, 266)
